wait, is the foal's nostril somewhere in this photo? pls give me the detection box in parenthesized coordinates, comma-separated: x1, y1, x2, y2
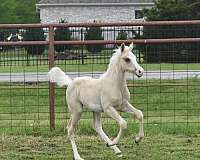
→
(138, 70, 142, 74)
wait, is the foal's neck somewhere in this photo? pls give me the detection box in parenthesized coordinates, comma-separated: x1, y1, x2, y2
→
(104, 61, 126, 86)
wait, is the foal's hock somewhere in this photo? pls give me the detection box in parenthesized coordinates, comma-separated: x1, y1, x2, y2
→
(49, 43, 144, 160)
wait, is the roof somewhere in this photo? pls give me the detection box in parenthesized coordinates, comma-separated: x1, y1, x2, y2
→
(38, 0, 154, 4)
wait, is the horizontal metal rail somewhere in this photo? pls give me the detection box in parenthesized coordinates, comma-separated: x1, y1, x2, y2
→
(0, 23, 49, 29)
(51, 20, 200, 27)
(54, 38, 200, 45)
(0, 20, 200, 28)
(0, 41, 49, 46)
(1, 38, 200, 46)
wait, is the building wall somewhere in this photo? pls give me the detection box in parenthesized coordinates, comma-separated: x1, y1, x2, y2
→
(39, 5, 153, 23)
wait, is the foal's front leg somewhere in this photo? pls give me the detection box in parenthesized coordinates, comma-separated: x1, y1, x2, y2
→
(122, 101, 144, 143)
(93, 112, 122, 156)
(103, 106, 127, 146)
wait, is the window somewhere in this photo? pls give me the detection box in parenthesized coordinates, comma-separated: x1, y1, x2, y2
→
(135, 10, 143, 19)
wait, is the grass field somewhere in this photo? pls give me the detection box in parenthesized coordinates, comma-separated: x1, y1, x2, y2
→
(0, 62, 199, 73)
(0, 78, 199, 134)
(0, 132, 200, 160)
(0, 79, 199, 159)
(0, 58, 200, 159)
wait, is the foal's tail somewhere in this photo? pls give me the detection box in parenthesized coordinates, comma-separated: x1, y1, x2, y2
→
(48, 67, 72, 87)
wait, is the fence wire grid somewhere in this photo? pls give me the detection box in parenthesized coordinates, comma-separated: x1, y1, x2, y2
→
(0, 21, 200, 135)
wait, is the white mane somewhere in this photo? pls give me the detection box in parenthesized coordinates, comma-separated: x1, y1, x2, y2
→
(101, 48, 122, 78)
(108, 48, 121, 69)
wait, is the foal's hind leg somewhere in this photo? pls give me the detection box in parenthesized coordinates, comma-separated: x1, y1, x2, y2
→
(93, 112, 122, 157)
(67, 102, 83, 160)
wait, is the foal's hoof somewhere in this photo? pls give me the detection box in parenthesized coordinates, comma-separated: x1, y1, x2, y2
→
(134, 136, 143, 145)
(116, 152, 123, 158)
(106, 142, 117, 147)
(134, 139, 139, 145)
(73, 157, 84, 160)
(106, 138, 118, 147)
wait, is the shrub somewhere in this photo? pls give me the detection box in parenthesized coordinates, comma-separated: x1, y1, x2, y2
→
(54, 19, 72, 52)
(0, 31, 4, 51)
(85, 22, 104, 53)
(0, 31, 4, 41)
(137, 0, 200, 63)
(116, 30, 128, 40)
(23, 28, 46, 55)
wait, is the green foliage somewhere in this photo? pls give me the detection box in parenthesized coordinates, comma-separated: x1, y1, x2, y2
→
(116, 30, 128, 40)
(0, 0, 39, 24)
(143, 0, 200, 21)
(23, 28, 46, 55)
(85, 23, 104, 53)
(0, 30, 4, 41)
(54, 19, 72, 52)
(144, 0, 190, 21)
(0, 31, 3, 51)
(186, 0, 200, 19)
(138, 0, 200, 63)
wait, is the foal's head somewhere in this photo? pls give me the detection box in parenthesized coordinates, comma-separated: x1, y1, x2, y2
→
(118, 43, 144, 77)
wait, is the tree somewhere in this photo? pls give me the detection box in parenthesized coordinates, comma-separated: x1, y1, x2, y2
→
(54, 19, 72, 52)
(143, 0, 191, 21)
(138, 0, 200, 63)
(85, 21, 104, 53)
(0, 0, 39, 24)
(186, 0, 200, 19)
(116, 30, 128, 40)
(23, 28, 46, 55)
(15, 0, 40, 23)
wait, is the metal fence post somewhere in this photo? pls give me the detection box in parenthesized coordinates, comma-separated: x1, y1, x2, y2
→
(48, 25, 55, 130)
(138, 27, 141, 63)
(81, 28, 84, 65)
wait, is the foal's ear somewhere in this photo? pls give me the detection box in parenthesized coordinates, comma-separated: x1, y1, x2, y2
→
(120, 43, 125, 52)
(129, 42, 134, 51)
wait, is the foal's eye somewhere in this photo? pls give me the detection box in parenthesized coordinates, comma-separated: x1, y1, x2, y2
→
(124, 58, 130, 63)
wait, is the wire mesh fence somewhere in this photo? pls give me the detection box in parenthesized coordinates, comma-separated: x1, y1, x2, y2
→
(0, 21, 200, 135)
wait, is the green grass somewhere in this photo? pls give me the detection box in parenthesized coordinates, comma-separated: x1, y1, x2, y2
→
(0, 79, 199, 159)
(0, 77, 199, 159)
(0, 78, 199, 135)
(0, 62, 199, 73)
(0, 133, 199, 160)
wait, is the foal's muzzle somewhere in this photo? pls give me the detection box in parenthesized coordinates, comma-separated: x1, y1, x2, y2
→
(135, 68, 144, 78)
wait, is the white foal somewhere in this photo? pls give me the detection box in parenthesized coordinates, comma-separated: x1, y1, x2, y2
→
(49, 43, 144, 160)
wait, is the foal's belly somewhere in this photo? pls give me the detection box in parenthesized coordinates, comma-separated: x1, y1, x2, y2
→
(86, 103, 103, 112)
(76, 78, 103, 112)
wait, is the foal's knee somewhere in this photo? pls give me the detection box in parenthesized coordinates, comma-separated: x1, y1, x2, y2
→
(119, 119, 127, 130)
(67, 128, 72, 138)
(136, 110, 143, 121)
(67, 125, 75, 138)
(93, 123, 100, 132)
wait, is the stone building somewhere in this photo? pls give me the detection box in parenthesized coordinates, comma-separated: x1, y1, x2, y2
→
(36, 0, 154, 23)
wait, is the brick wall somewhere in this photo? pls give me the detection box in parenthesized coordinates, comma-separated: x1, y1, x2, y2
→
(39, 5, 152, 23)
